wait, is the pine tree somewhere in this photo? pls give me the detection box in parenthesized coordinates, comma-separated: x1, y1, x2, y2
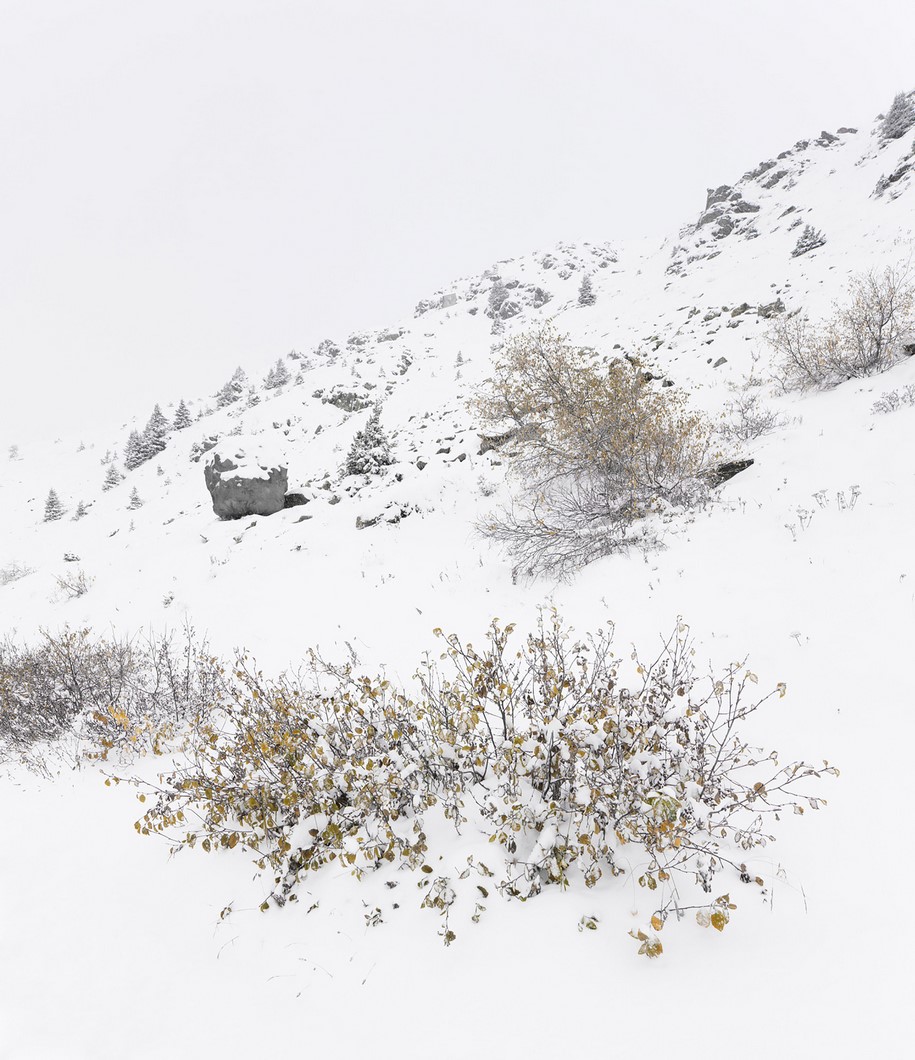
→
(72, 500, 89, 521)
(173, 399, 192, 430)
(124, 430, 144, 471)
(103, 464, 122, 491)
(578, 274, 596, 306)
(792, 224, 827, 258)
(264, 357, 290, 390)
(44, 488, 65, 522)
(216, 367, 247, 408)
(882, 92, 915, 140)
(128, 487, 143, 510)
(142, 404, 169, 459)
(488, 277, 508, 319)
(344, 404, 395, 476)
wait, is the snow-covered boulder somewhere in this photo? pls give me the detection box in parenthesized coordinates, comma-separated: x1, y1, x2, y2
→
(203, 436, 288, 519)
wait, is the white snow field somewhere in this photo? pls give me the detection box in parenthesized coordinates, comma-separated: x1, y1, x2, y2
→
(2, 99, 915, 1059)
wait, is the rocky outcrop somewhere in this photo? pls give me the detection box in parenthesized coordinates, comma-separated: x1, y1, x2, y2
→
(204, 438, 288, 519)
(705, 458, 754, 486)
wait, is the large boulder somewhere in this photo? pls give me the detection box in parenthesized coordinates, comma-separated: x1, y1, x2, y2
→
(204, 436, 288, 519)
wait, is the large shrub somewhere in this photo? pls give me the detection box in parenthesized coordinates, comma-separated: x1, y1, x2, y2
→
(474, 326, 716, 577)
(131, 613, 836, 955)
(769, 265, 914, 389)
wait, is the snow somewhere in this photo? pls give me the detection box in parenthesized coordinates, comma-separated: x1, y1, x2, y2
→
(2, 103, 915, 1057)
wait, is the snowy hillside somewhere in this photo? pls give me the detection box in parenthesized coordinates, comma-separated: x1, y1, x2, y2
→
(2, 92, 915, 1059)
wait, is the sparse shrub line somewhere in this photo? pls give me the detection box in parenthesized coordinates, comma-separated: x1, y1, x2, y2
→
(98, 612, 834, 956)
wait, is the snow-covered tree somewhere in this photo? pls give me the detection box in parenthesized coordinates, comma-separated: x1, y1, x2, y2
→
(124, 430, 144, 471)
(44, 488, 65, 522)
(344, 404, 395, 476)
(173, 399, 192, 430)
(488, 276, 508, 319)
(103, 464, 122, 491)
(314, 338, 340, 361)
(141, 404, 169, 460)
(72, 500, 89, 521)
(264, 357, 290, 390)
(8, 444, 18, 460)
(791, 224, 827, 258)
(578, 274, 596, 306)
(882, 92, 915, 141)
(128, 487, 144, 510)
(216, 367, 247, 408)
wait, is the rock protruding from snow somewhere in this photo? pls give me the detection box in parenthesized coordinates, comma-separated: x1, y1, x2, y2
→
(203, 437, 288, 519)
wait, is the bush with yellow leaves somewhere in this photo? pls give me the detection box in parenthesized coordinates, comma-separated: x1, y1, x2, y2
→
(768, 264, 915, 390)
(131, 612, 836, 955)
(473, 325, 717, 577)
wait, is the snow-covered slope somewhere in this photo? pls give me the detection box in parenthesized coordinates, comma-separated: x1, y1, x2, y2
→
(2, 93, 915, 1059)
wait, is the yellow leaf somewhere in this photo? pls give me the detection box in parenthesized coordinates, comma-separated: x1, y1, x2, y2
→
(710, 911, 727, 932)
(650, 915, 663, 932)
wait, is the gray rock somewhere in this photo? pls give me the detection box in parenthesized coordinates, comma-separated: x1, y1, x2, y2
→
(204, 445, 288, 520)
(283, 493, 308, 509)
(761, 169, 789, 189)
(757, 298, 786, 318)
(713, 215, 735, 239)
(705, 458, 754, 486)
(705, 185, 735, 209)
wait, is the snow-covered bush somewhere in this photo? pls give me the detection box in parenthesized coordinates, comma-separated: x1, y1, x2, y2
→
(0, 626, 218, 764)
(719, 391, 785, 443)
(474, 325, 716, 577)
(769, 265, 915, 389)
(0, 562, 33, 587)
(55, 568, 93, 599)
(130, 613, 835, 955)
(344, 404, 394, 477)
(872, 383, 915, 414)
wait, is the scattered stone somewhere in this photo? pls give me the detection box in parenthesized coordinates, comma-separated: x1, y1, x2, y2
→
(758, 298, 786, 318)
(283, 493, 308, 509)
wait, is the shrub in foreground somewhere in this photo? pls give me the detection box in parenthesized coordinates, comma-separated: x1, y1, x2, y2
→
(129, 613, 836, 955)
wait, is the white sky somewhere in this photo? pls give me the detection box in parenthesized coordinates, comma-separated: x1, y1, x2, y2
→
(2, 0, 913, 443)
